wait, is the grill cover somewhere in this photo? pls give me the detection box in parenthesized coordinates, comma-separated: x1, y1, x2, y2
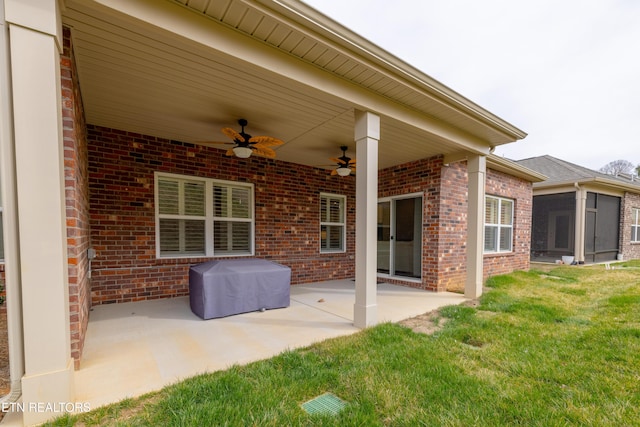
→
(189, 259, 291, 319)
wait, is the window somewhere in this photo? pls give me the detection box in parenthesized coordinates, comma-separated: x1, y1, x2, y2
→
(320, 193, 346, 252)
(484, 195, 514, 253)
(155, 173, 253, 258)
(632, 208, 640, 243)
(212, 184, 252, 254)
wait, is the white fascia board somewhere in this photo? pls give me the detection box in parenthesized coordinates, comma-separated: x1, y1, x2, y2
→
(533, 178, 640, 196)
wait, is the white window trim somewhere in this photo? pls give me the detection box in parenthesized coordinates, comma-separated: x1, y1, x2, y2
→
(320, 192, 346, 253)
(154, 172, 254, 259)
(484, 195, 514, 254)
(632, 208, 640, 243)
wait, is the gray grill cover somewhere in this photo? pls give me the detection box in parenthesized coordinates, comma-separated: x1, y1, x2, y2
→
(189, 259, 291, 319)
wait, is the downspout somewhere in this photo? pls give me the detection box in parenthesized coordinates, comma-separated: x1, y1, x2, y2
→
(0, 0, 25, 404)
(574, 182, 586, 263)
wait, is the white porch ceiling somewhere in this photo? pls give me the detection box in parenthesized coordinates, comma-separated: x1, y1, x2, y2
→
(61, 0, 526, 170)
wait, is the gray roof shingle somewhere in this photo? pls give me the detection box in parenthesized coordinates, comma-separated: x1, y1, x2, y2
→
(516, 155, 640, 189)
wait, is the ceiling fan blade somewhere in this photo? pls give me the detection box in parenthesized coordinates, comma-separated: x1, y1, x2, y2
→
(328, 157, 342, 164)
(224, 148, 237, 156)
(222, 127, 245, 142)
(331, 169, 338, 175)
(251, 142, 277, 151)
(252, 146, 277, 159)
(249, 136, 284, 147)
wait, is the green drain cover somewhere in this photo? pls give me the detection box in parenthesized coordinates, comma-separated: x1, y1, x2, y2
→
(301, 392, 347, 415)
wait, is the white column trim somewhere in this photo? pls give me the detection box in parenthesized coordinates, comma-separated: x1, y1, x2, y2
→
(574, 184, 587, 262)
(6, 1, 75, 423)
(0, 0, 25, 402)
(353, 110, 379, 328)
(465, 155, 486, 299)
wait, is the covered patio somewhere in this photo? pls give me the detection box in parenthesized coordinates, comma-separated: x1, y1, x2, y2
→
(0, 1, 527, 423)
(75, 280, 465, 409)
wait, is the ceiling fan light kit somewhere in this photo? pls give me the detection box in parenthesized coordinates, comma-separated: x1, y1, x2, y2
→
(336, 166, 351, 176)
(232, 146, 253, 158)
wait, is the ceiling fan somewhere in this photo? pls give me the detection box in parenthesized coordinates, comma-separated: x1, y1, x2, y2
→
(206, 119, 284, 159)
(329, 146, 356, 176)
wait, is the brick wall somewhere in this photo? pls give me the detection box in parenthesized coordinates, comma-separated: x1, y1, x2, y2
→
(483, 168, 533, 278)
(379, 157, 533, 292)
(88, 126, 356, 305)
(62, 27, 92, 368)
(378, 156, 443, 290)
(87, 125, 535, 305)
(620, 192, 640, 261)
(436, 162, 470, 291)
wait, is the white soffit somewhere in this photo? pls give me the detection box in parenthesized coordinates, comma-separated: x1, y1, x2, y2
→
(61, 0, 526, 170)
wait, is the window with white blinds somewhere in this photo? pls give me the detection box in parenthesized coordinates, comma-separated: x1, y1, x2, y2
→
(320, 193, 346, 252)
(155, 173, 254, 258)
(484, 195, 514, 253)
(631, 208, 640, 243)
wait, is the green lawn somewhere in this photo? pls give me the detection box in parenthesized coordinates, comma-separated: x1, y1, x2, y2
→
(50, 261, 640, 426)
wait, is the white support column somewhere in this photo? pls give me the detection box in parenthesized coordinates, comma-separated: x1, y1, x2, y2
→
(0, 0, 25, 403)
(574, 185, 586, 263)
(353, 110, 379, 328)
(5, 0, 74, 424)
(465, 154, 486, 299)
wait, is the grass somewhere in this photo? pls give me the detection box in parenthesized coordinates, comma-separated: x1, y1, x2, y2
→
(49, 261, 640, 426)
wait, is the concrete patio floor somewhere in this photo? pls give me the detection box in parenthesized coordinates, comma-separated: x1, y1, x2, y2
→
(73, 280, 466, 410)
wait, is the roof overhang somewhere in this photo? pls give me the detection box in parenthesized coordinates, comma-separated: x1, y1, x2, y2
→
(533, 177, 640, 193)
(487, 154, 546, 182)
(442, 153, 546, 183)
(61, 0, 527, 170)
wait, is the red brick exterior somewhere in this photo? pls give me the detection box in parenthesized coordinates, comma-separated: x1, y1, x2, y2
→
(437, 162, 470, 291)
(88, 126, 356, 305)
(61, 28, 92, 368)
(378, 156, 445, 291)
(620, 192, 640, 261)
(483, 168, 533, 279)
(87, 133, 533, 301)
(379, 158, 533, 293)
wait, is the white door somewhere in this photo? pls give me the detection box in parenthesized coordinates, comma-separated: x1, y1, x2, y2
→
(377, 195, 422, 279)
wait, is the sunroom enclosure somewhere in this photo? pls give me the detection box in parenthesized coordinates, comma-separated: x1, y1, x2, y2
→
(531, 191, 621, 264)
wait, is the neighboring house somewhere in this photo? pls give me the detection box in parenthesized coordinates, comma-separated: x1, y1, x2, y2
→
(517, 155, 640, 264)
(0, 0, 542, 423)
